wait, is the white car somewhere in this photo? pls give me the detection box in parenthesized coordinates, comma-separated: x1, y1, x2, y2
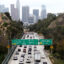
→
(19, 57, 24, 62)
(13, 55, 18, 60)
(26, 59, 31, 63)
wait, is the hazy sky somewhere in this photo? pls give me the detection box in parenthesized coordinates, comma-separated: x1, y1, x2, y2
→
(0, 0, 64, 19)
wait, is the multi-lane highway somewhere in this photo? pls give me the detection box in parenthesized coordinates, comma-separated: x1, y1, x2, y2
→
(8, 32, 52, 64)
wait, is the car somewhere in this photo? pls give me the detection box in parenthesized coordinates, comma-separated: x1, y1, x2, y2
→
(15, 51, 19, 55)
(19, 62, 24, 64)
(19, 57, 24, 62)
(18, 49, 21, 52)
(19, 45, 22, 47)
(41, 57, 45, 59)
(13, 56, 18, 60)
(24, 45, 27, 48)
(28, 51, 31, 54)
(29, 45, 32, 48)
(43, 62, 47, 64)
(26, 59, 31, 63)
(27, 35, 29, 38)
(21, 54, 25, 58)
(34, 48, 37, 51)
(35, 62, 39, 64)
(28, 48, 32, 51)
(28, 55, 32, 58)
(34, 46, 37, 48)
(23, 48, 26, 53)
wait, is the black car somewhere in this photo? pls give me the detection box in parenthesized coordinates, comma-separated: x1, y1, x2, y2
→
(20, 45, 22, 47)
(18, 49, 21, 52)
(24, 45, 27, 48)
(28, 48, 32, 51)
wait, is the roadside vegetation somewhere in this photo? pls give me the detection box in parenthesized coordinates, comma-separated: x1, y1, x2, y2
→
(0, 12, 24, 63)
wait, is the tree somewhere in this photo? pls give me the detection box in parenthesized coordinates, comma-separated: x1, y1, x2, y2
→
(5, 12, 12, 20)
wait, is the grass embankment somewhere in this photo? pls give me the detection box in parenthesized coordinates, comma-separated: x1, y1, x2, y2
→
(0, 54, 5, 64)
(49, 55, 64, 64)
(0, 46, 8, 64)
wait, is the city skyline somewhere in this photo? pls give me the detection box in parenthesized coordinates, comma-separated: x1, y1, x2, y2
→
(0, 0, 64, 13)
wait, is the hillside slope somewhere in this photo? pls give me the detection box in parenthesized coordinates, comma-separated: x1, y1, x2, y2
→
(48, 14, 64, 28)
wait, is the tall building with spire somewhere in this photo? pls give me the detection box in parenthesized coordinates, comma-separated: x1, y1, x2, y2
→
(16, 0, 20, 20)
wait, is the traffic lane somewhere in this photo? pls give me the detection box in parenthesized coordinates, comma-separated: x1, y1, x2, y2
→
(8, 45, 23, 64)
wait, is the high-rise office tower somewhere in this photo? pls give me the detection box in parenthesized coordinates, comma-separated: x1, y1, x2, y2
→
(16, 0, 20, 20)
(33, 9, 39, 22)
(11, 4, 18, 21)
(11, 4, 15, 20)
(28, 15, 36, 25)
(41, 5, 47, 20)
(22, 6, 29, 23)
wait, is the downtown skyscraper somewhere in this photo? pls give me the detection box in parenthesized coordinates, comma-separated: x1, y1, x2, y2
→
(33, 9, 39, 22)
(41, 5, 47, 20)
(11, 4, 18, 21)
(16, 0, 20, 20)
(11, 0, 20, 21)
(22, 6, 29, 24)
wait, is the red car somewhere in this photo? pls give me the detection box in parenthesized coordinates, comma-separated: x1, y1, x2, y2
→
(23, 48, 26, 53)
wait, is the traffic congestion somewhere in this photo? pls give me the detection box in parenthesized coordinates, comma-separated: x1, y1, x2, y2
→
(8, 32, 52, 64)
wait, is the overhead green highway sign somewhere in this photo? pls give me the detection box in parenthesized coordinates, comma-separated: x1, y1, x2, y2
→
(39, 39, 53, 45)
(12, 39, 38, 45)
(12, 39, 53, 45)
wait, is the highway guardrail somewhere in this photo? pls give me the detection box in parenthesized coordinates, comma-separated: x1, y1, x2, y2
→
(2, 46, 17, 64)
